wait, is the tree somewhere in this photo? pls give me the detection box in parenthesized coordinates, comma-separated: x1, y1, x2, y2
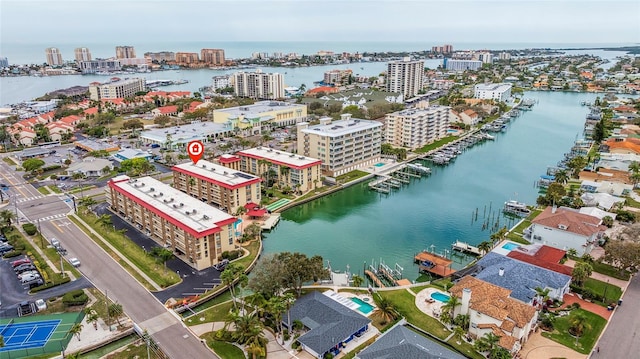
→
(120, 158, 155, 176)
(441, 295, 461, 323)
(267, 295, 287, 343)
(351, 274, 364, 288)
(22, 158, 45, 172)
(121, 119, 144, 130)
(69, 323, 83, 341)
(602, 238, 640, 274)
(95, 214, 113, 231)
(567, 156, 588, 178)
(86, 311, 99, 330)
(342, 105, 366, 119)
(94, 112, 116, 125)
(602, 215, 614, 228)
(150, 247, 174, 272)
(221, 263, 248, 311)
(478, 241, 492, 254)
(0, 335, 4, 348)
(554, 169, 569, 184)
(372, 296, 397, 324)
(490, 226, 509, 245)
(545, 182, 566, 205)
(568, 311, 591, 339)
(154, 115, 172, 127)
(276, 252, 327, 297)
(247, 254, 285, 298)
(567, 248, 578, 257)
(571, 262, 593, 287)
(474, 332, 500, 353)
(108, 303, 124, 326)
(0, 210, 15, 227)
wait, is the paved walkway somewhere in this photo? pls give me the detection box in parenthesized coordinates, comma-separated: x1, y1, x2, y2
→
(553, 293, 612, 320)
(519, 331, 586, 359)
(414, 288, 446, 318)
(564, 259, 629, 291)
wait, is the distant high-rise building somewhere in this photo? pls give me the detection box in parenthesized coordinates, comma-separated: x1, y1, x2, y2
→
(385, 103, 450, 150)
(386, 57, 424, 99)
(144, 51, 176, 63)
(0, 57, 8, 67)
(232, 69, 284, 99)
(74, 47, 92, 63)
(498, 52, 512, 60)
(477, 52, 493, 64)
(115, 46, 136, 59)
(45, 47, 63, 66)
(175, 52, 199, 65)
(200, 49, 225, 66)
(211, 75, 231, 91)
(431, 44, 453, 54)
(444, 59, 483, 71)
(79, 59, 121, 74)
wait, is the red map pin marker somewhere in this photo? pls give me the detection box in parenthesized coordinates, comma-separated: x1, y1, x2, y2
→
(187, 140, 204, 164)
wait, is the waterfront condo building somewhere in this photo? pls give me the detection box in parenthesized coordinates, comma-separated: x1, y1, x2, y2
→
(144, 51, 176, 62)
(211, 75, 231, 91)
(79, 59, 121, 74)
(220, 148, 323, 194)
(386, 57, 425, 99)
(89, 78, 146, 100)
(172, 160, 261, 213)
(115, 46, 136, 59)
(0, 57, 8, 67)
(212, 101, 306, 135)
(107, 175, 237, 270)
(201, 49, 225, 66)
(74, 47, 92, 63)
(297, 114, 382, 176)
(444, 59, 483, 71)
(175, 52, 200, 65)
(323, 69, 353, 85)
(474, 83, 513, 103)
(384, 103, 451, 150)
(45, 47, 63, 66)
(232, 69, 285, 100)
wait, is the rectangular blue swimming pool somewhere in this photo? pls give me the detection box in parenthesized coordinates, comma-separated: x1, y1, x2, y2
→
(502, 242, 520, 251)
(351, 297, 374, 314)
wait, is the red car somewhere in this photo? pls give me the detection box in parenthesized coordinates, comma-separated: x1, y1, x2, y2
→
(11, 258, 31, 268)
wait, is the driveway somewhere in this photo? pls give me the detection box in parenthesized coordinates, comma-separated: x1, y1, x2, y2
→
(94, 203, 223, 304)
(520, 331, 586, 359)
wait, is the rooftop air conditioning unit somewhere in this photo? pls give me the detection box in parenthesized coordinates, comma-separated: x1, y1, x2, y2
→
(179, 203, 184, 207)
(185, 210, 190, 215)
(202, 215, 209, 220)
(149, 187, 154, 192)
(192, 209, 197, 214)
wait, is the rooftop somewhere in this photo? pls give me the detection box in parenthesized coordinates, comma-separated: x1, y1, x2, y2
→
(507, 244, 572, 276)
(474, 83, 513, 91)
(300, 115, 382, 138)
(108, 175, 235, 237)
(356, 325, 467, 359)
(173, 160, 260, 190)
(213, 100, 305, 118)
(532, 206, 604, 237)
(238, 147, 321, 170)
(140, 121, 230, 143)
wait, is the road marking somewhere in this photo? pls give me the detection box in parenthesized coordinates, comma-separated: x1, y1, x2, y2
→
(139, 312, 177, 335)
(17, 195, 46, 203)
(51, 221, 64, 233)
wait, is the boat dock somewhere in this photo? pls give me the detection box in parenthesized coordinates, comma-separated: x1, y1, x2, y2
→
(260, 213, 281, 230)
(369, 164, 431, 193)
(364, 270, 386, 288)
(452, 240, 482, 256)
(414, 251, 456, 277)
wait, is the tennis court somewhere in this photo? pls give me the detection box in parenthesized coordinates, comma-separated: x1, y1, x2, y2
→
(0, 312, 84, 358)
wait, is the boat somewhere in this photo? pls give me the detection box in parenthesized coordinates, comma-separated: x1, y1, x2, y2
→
(503, 200, 531, 217)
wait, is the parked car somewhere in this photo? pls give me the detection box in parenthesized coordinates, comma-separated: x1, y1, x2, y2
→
(69, 257, 81, 267)
(21, 273, 40, 283)
(151, 143, 160, 148)
(14, 264, 37, 273)
(11, 258, 31, 267)
(17, 271, 40, 280)
(18, 301, 34, 316)
(0, 243, 14, 254)
(35, 299, 47, 311)
(50, 238, 60, 248)
(213, 259, 229, 271)
(23, 278, 44, 288)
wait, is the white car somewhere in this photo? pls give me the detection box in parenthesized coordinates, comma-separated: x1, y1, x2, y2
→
(35, 299, 47, 311)
(69, 258, 81, 267)
(17, 270, 39, 280)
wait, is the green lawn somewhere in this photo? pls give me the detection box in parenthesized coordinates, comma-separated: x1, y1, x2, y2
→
(378, 289, 450, 339)
(583, 278, 622, 304)
(336, 170, 371, 183)
(186, 301, 234, 326)
(294, 185, 338, 202)
(569, 256, 631, 280)
(234, 240, 260, 271)
(37, 186, 51, 195)
(185, 290, 233, 317)
(542, 309, 606, 354)
(34, 233, 82, 278)
(199, 334, 246, 359)
(408, 284, 433, 295)
(3, 157, 17, 166)
(414, 136, 459, 154)
(447, 336, 485, 359)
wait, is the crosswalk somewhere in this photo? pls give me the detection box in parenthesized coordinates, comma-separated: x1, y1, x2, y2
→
(38, 213, 69, 221)
(16, 195, 46, 203)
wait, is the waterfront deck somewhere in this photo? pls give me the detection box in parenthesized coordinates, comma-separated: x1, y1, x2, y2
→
(414, 251, 456, 277)
(261, 213, 281, 230)
(364, 270, 386, 288)
(452, 240, 482, 256)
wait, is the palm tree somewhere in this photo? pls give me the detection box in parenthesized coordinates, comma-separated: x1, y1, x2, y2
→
(474, 332, 500, 353)
(441, 295, 462, 321)
(95, 214, 113, 231)
(372, 296, 397, 324)
(0, 209, 15, 228)
(568, 312, 591, 344)
(567, 248, 578, 257)
(628, 161, 640, 174)
(150, 247, 175, 273)
(86, 311, 99, 330)
(351, 274, 364, 288)
(478, 241, 492, 254)
(554, 169, 569, 184)
(108, 303, 124, 327)
(572, 262, 593, 287)
(267, 295, 287, 343)
(69, 323, 83, 341)
(490, 226, 509, 245)
(221, 263, 248, 311)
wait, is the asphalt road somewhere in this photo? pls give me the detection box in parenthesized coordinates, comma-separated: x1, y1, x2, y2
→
(593, 274, 640, 358)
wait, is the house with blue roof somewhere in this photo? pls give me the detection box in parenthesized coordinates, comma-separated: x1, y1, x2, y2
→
(472, 252, 571, 304)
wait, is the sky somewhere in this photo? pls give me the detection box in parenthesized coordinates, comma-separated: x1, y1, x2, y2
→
(1, 0, 639, 44)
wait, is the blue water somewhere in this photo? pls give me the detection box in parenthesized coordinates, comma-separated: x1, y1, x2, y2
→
(374, 163, 385, 167)
(351, 297, 375, 314)
(502, 242, 521, 251)
(263, 91, 623, 280)
(430, 292, 451, 303)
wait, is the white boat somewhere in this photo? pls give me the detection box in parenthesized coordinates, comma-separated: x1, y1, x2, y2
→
(407, 163, 431, 174)
(503, 200, 531, 217)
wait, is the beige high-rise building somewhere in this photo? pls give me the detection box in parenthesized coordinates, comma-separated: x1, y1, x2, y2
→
(45, 47, 63, 66)
(384, 103, 451, 150)
(232, 69, 284, 100)
(175, 52, 200, 65)
(386, 57, 425, 99)
(144, 51, 176, 62)
(297, 114, 383, 176)
(115, 46, 136, 59)
(74, 47, 92, 63)
(88, 78, 146, 100)
(201, 49, 225, 66)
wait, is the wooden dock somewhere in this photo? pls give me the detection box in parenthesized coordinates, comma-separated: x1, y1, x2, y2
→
(414, 251, 456, 277)
(365, 270, 386, 288)
(452, 240, 482, 256)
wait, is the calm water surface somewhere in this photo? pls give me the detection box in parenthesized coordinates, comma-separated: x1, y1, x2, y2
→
(263, 91, 611, 280)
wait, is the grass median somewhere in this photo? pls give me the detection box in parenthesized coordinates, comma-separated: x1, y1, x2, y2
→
(74, 209, 180, 288)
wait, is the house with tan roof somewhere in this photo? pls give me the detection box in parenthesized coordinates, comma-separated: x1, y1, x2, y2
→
(152, 105, 179, 116)
(460, 109, 479, 126)
(45, 122, 74, 142)
(605, 138, 640, 155)
(450, 276, 538, 354)
(529, 206, 606, 255)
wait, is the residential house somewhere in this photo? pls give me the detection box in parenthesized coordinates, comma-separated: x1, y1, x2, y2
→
(604, 138, 640, 155)
(152, 105, 179, 117)
(460, 109, 480, 126)
(506, 244, 572, 276)
(45, 122, 74, 142)
(450, 276, 538, 354)
(282, 291, 371, 359)
(66, 157, 113, 177)
(356, 325, 467, 359)
(111, 148, 154, 163)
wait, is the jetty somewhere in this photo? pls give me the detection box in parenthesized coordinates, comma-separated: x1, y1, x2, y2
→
(369, 164, 430, 193)
(364, 270, 386, 288)
(452, 240, 482, 256)
(414, 251, 456, 277)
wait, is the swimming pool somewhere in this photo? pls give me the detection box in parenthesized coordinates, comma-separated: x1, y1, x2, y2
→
(447, 129, 458, 133)
(374, 163, 385, 167)
(502, 242, 520, 251)
(351, 297, 375, 314)
(430, 292, 451, 303)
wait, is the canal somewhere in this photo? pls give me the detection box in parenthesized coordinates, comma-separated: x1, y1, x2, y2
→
(262, 91, 605, 281)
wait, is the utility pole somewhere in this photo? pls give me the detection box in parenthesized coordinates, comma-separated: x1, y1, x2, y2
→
(106, 290, 111, 331)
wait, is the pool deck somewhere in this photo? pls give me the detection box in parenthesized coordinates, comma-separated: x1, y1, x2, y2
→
(415, 288, 447, 318)
(491, 240, 522, 256)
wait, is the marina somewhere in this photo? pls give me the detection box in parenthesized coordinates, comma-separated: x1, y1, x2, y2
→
(368, 163, 430, 193)
(451, 240, 482, 256)
(503, 200, 532, 217)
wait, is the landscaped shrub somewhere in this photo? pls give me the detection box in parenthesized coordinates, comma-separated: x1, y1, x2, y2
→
(63, 289, 89, 306)
(22, 223, 38, 235)
(31, 276, 71, 293)
(221, 250, 243, 261)
(2, 250, 22, 258)
(42, 164, 62, 172)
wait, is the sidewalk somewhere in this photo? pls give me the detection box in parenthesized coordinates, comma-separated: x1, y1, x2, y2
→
(564, 259, 629, 290)
(70, 213, 163, 291)
(14, 222, 77, 280)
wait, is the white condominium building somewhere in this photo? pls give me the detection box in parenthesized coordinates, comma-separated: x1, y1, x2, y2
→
(232, 69, 285, 100)
(297, 114, 383, 176)
(474, 83, 513, 103)
(444, 59, 483, 71)
(89, 78, 146, 100)
(385, 103, 451, 150)
(386, 57, 425, 99)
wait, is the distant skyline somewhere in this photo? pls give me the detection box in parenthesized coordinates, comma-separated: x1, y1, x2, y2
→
(1, 0, 639, 45)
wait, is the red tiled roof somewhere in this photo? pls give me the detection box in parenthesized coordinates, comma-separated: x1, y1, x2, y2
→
(156, 105, 178, 114)
(184, 101, 204, 113)
(605, 138, 640, 154)
(60, 115, 82, 124)
(307, 86, 337, 94)
(532, 207, 603, 237)
(462, 109, 478, 117)
(507, 245, 572, 276)
(84, 107, 98, 115)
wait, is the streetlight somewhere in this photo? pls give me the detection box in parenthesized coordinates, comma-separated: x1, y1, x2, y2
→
(603, 279, 609, 305)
